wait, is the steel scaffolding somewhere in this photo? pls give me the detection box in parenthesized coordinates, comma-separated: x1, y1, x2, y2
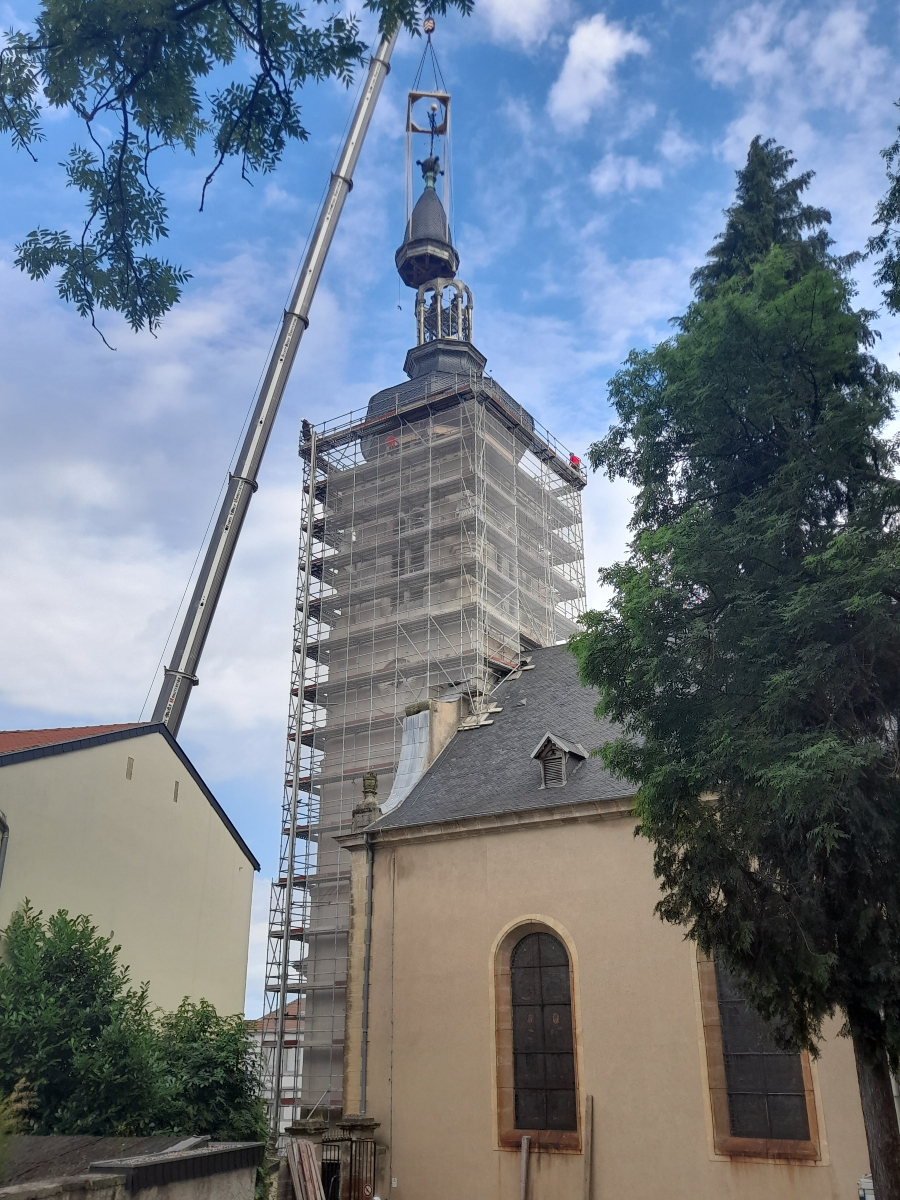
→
(263, 367, 586, 1131)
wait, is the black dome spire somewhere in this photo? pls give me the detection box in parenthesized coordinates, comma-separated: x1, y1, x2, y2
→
(395, 156, 459, 288)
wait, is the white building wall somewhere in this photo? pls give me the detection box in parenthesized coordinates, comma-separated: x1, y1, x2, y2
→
(0, 730, 255, 1014)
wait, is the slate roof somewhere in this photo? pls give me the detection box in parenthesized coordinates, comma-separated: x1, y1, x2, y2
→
(406, 184, 451, 243)
(1, 1136, 192, 1185)
(365, 363, 535, 430)
(372, 643, 636, 832)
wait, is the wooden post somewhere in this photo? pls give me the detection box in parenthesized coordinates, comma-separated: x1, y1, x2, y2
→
(520, 1135, 531, 1200)
(583, 1095, 594, 1200)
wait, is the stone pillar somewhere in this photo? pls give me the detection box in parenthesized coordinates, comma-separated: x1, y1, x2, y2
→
(285, 1118, 329, 1143)
(281, 1120, 329, 1200)
(342, 775, 381, 1117)
(351, 772, 381, 833)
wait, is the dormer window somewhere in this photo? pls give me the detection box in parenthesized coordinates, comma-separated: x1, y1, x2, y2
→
(531, 733, 588, 790)
(541, 750, 566, 788)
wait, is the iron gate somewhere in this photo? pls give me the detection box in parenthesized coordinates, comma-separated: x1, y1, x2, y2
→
(321, 1141, 340, 1200)
(318, 1138, 375, 1200)
(349, 1140, 375, 1200)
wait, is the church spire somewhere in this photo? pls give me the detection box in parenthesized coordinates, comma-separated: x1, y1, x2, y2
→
(395, 150, 459, 288)
(395, 69, 473, 352)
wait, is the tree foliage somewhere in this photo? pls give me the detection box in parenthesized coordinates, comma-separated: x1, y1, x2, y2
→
(155, 1000, 266, 1142)
(0, 904, 265, 1141)
(692, 136, 832, 300)
(572, 137, 900, 1185)
(869, 109, 900, 313)
(0, 0, 472, 335)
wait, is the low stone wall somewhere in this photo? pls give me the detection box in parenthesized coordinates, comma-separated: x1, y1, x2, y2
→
(2, 1138, 189, 1185)
(0, 1173, 125, 1200)
(0, 1141, 265, 1200)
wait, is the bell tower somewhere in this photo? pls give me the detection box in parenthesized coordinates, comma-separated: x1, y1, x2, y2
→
(264, 35, 587, 1138)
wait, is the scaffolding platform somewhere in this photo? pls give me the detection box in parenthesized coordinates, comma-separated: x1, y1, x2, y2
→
(263, 363, 586, 1127)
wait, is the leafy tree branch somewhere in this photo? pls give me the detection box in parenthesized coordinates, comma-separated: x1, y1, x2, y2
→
(0, 0, 472, 335)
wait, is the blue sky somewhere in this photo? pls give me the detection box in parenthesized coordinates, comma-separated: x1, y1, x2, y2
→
(2, 0, 900, 1014)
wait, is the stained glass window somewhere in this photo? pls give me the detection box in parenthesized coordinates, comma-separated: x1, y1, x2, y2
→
(511, 932, 577, 1131)
(715, 957, 810, 1141)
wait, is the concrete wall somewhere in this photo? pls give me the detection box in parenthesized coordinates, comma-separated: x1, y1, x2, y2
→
(133, 1167, 255, 1200)
(0, 732, 254, 1014)
(0, 1176, 123, 1200)
(354, 808, 869, 1200)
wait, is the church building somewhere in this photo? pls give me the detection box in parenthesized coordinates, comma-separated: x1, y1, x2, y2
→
(338, 644, 870, 1200)
(264, 82, 586, 1126)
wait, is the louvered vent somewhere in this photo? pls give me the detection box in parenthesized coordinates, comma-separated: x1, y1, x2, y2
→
(542, 751, 566, 787)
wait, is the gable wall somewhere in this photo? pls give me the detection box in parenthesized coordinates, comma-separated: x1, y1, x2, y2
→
(358, 811, 868, 1200)
(0, 732, 254, 1014)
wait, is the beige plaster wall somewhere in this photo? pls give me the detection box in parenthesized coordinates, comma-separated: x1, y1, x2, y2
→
(0, 733, 254, 1014)
(357, 811, 869, 1200)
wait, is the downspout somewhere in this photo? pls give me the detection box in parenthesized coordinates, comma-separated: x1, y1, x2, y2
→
(0, 812, 8, 895)
(359, 830, 375, 1115)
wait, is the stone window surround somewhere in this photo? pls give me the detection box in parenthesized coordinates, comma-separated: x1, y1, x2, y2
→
(696, 949, 822, 1163)
(491, 916, 584, 1153)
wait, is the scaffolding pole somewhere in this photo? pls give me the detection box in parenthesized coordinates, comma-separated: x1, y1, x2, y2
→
(271, 430, 318, 1127)
(262, 370, 587, 1130)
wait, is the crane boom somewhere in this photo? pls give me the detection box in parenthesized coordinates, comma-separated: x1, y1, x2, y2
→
(150, 27, 399, 734)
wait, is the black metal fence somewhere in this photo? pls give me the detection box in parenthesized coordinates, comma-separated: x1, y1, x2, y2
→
(321, 1141, 341, 1200)
(318, 1137, 375, 1200)
(349, 1140, 375, 1200)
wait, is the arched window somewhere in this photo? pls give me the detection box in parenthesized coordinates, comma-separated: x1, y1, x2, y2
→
(511, 932, 577, 1131)
(697, 949, 820, 1160)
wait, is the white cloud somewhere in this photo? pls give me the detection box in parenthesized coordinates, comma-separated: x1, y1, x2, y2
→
(574, 243, 702, 362)
(694, 0, 900, 259)
(581, 473, 636, 610)
(264, 183, 301, 210)
(659, 125, 701, 165)
(548, 14, 649, 130)
(698, 2, 887, 114)
(698, 2, 895, 165)
(0, 239, 355, 882)
(0, 516, 188, 717)
(476, 0, 571, 50)
(697, 2, 790, 88)
(590, 154, 663, 196)
(615, 101, 658, 141)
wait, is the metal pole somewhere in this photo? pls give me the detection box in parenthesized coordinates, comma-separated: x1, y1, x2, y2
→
(519, 1135, 530, 1200)
(583, 1094, 593, 1200)
(271, 430, 317, 1135)
(359, 831, 375, 1114)
(0, 811, 9, 898)
(151, 26, 399, 735)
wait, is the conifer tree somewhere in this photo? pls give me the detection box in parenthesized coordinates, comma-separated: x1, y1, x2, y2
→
(869, 118, 900, 312)
(573, 138, 900, 1196)
(691, 137, 831, 298)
